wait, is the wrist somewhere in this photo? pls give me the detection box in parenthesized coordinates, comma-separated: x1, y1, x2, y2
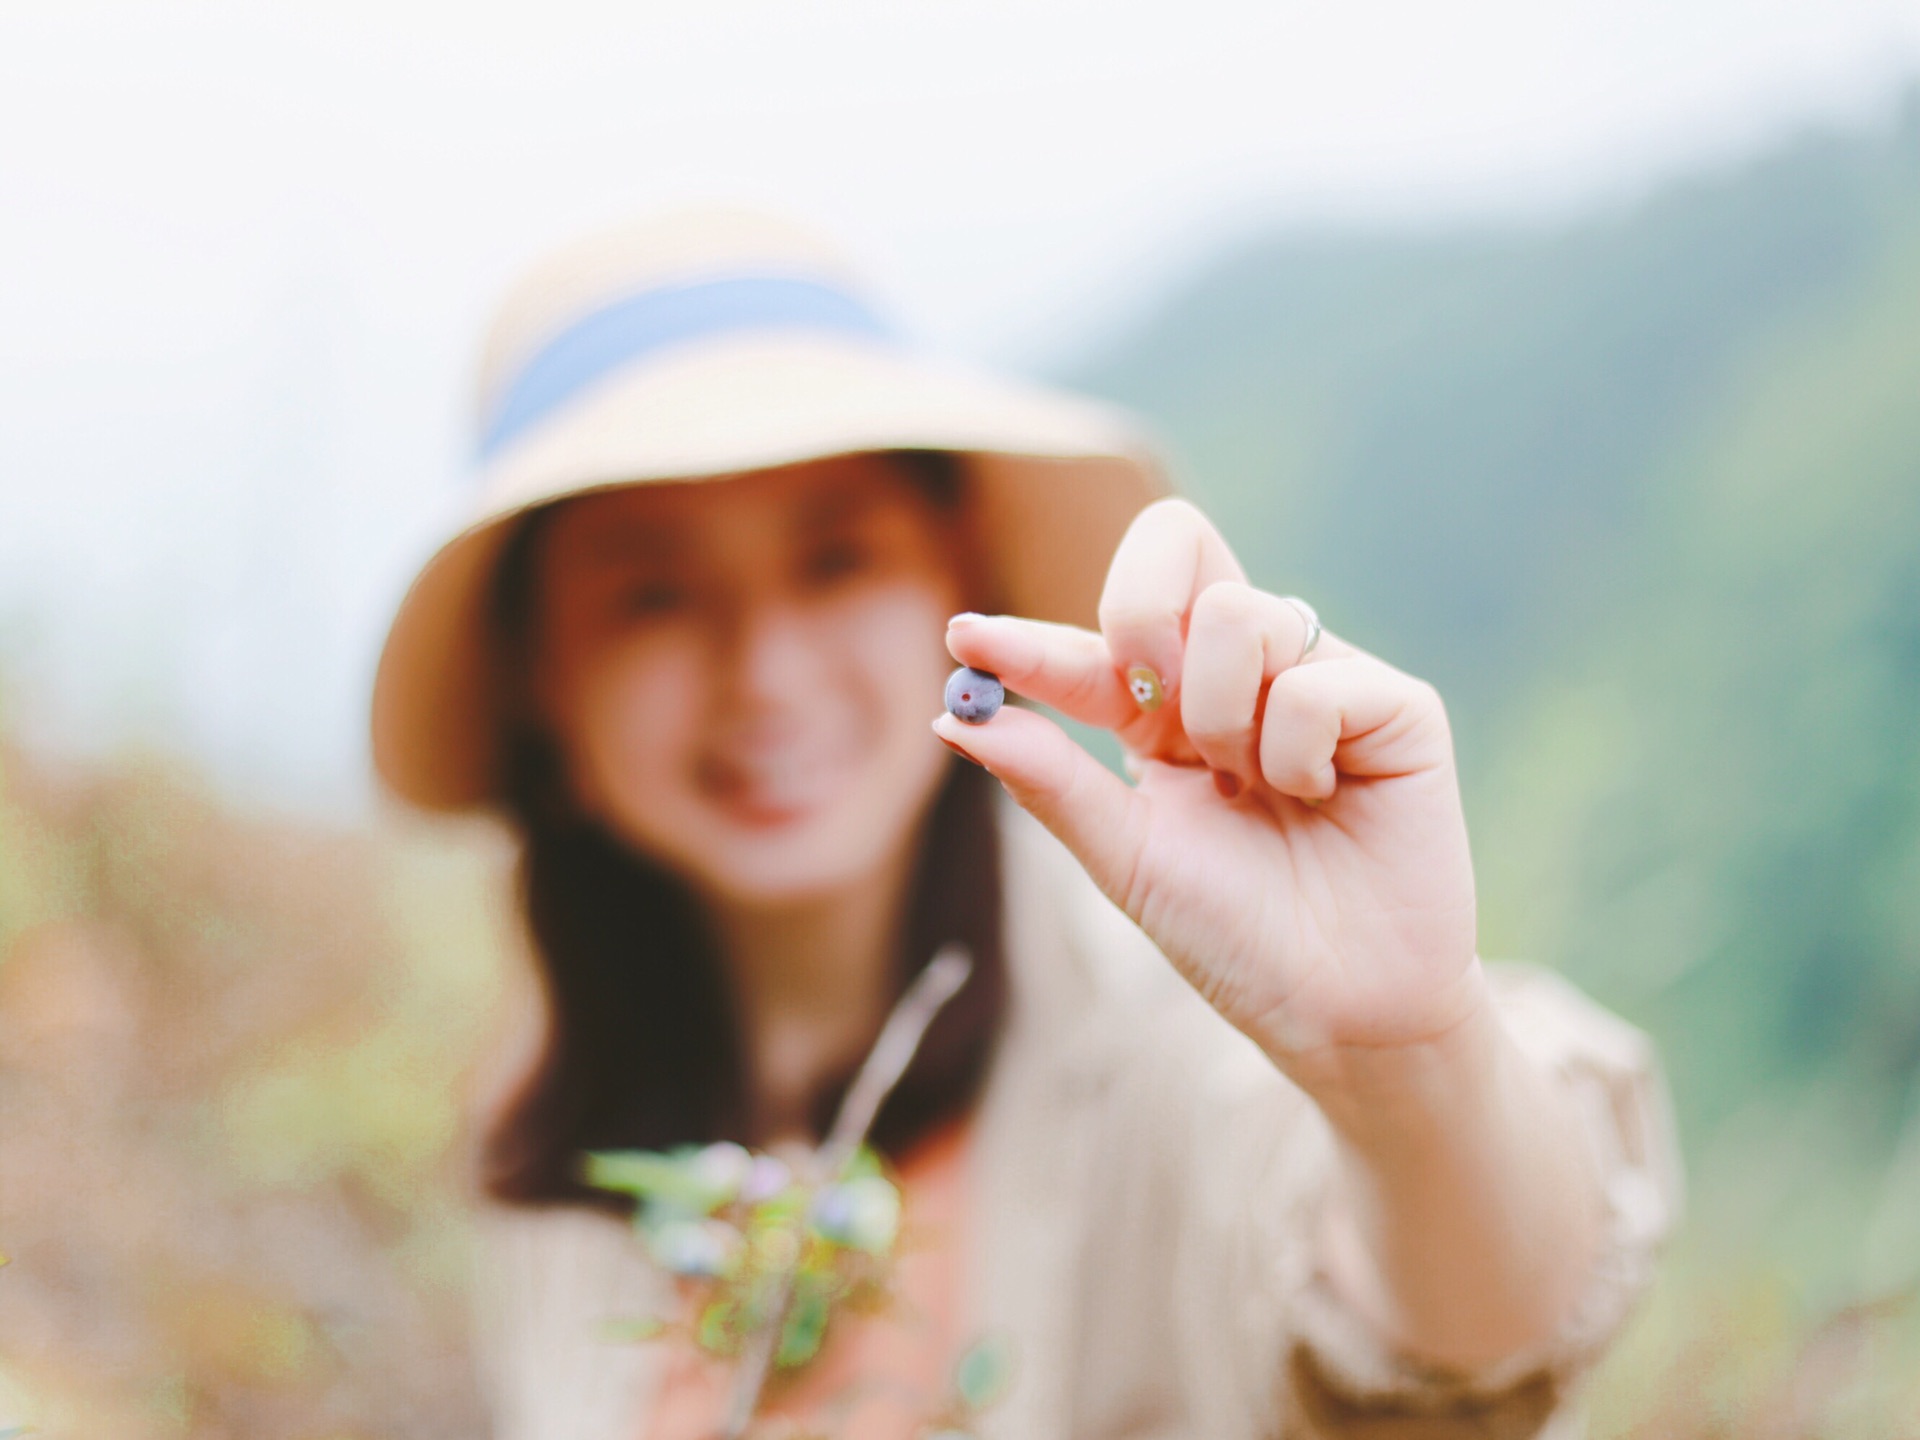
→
(1287, 966, 1612, 1370)
(1281, 962, 1512, 1153)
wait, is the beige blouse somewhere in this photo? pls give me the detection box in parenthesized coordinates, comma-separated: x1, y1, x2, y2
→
(467, 797, 1682, 1439)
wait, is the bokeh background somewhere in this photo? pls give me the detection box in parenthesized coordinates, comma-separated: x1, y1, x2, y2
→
(5, 3, 1920, 1433)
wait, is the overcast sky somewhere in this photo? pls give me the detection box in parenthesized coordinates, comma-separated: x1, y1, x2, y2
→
(3, 0, 1917, 814)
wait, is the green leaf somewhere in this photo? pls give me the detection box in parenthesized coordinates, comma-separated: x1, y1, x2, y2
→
(582, 1149, 724, 1212)
(776, 1288, 830, 1368)
(697, 1298, 739, 1355)
(809, 1176, 900, 1253)
(749, 1184, 809, 1227)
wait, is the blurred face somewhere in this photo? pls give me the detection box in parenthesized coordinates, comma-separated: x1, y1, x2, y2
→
(528, 454, 969, 906)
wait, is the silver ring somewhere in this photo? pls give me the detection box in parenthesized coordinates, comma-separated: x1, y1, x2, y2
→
(1280, 596, 1321, 665)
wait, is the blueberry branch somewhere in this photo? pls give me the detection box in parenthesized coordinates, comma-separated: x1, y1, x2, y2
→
(720, 943, 974, 1439)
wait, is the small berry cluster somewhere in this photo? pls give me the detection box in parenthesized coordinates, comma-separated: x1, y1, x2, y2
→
(584, 1139, 901, 1370)
(582, 1138, 1014, 1439)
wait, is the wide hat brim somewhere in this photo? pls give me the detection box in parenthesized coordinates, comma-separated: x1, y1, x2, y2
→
(371, 328, 1170, 811)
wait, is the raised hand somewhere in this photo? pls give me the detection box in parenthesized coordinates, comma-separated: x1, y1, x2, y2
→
(932, 499, 1487, 1081)
(934, 499, 1624, 1375)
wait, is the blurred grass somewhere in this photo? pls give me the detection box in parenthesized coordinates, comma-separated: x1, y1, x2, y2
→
(0, 740, 513, 1437)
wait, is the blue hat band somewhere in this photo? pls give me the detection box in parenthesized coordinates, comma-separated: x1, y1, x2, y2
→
(479, 274, 897, 460)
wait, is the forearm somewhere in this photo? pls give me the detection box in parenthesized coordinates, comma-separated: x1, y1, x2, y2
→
(1289, 969, 1607, 1375)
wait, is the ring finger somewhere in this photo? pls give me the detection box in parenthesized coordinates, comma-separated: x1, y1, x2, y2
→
(1181, 584, 1347, 789)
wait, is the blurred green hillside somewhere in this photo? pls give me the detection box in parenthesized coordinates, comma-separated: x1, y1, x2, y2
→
(1073, 94, 1920, 1415)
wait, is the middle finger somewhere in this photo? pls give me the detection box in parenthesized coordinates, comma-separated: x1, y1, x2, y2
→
(1097, 498, 1247, 712)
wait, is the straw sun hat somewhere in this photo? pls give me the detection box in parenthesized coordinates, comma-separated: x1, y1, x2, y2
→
(371, 208, 1171, 811)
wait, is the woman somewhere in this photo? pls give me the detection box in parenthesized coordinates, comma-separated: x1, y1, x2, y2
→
(372, 210, 1679, 1439)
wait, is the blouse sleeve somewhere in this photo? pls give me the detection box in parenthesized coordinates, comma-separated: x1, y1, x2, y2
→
(1282, 962, 1684, 1435)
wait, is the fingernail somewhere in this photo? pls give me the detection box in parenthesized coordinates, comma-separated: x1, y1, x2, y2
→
(932, 721, 985, 769)
(947, 612, 986, 629)
(1211, 770, 1241, 799)
(1125, 665, 1166, 712)
(937, 735, 981, 767)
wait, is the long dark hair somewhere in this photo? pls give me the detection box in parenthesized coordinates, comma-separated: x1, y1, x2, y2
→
(479, 452, 1007, 1215)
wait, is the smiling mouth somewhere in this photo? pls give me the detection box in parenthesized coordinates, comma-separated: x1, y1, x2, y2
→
(696, 748, 850, 825)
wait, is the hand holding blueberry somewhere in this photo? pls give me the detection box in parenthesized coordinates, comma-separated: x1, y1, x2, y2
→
(933, 501, 1617, 1376)
(931, 498, 1486, 1084)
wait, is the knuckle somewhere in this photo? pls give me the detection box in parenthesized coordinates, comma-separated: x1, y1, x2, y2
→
(1405, 675, 1450, 729)
(1262, 673, 1316, 724)
(1368, 655, 1437, 703)
(1260, 740, 1332, 794)
(1061, 663, 1115, 714)
(1189, 579, 1257, 629)
(1184, 713, 1244, 752)
(1259, 754, 1317, 794)
(1097, 596, 1178, 637)
(1255, 725, 1293, 772)
(1140, 496, 1204, 529)
(1180, 684, 1242, 739)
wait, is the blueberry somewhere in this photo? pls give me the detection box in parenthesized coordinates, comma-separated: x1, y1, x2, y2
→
(689, 1140, 751, 1205)
(740, 1154, 792, 1204)
(645, 1217, 742, 1278)
(810, 1177, 901, 1252)
(944, 666, 1004, 724)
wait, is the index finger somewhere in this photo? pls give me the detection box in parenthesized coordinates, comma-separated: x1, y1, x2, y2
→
(1097, 499, 1247, 708)
(945, 613, 1139, 732)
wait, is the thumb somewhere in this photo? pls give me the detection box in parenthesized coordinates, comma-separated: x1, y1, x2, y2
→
(932, 707, 1147, 907)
